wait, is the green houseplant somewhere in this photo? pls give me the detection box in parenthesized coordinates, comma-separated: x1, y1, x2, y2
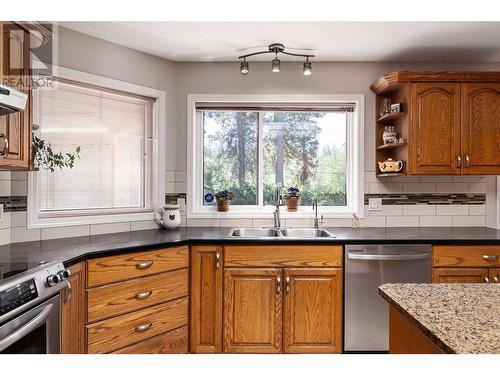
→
(215, 190, 234, 212)
(32, 135, 81, 172)
(285, 187, 300, 212)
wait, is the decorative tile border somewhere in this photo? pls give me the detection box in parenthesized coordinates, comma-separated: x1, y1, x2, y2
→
(364, 193, 485, 206)
(165, 193, 186, 205)
(0, 196, 28, 212)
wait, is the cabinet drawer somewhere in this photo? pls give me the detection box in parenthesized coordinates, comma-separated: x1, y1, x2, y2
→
(111, 326, 188, 354)
(87, 297, 188, 354)
(224, 245, 342, 268)
(87, 246, 188, 287)
(87, 269, 188, 323)
(433, 246, 500, 267)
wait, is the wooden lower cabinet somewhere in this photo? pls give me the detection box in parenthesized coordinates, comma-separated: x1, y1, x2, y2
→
(432, 267, 489, 283)
(190, 245, 223, 353)
(223, 268, 282, 353)
(112, 326, 188, 354)
(283, 268, 342, 353)
(61, 262, 86, 354)
(489, 268, 500, 283)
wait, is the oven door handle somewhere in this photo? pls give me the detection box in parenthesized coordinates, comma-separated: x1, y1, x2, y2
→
(347, 252, 429, 261)
(0, 304, 53, 352)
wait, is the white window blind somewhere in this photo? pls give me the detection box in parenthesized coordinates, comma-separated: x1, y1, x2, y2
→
(36, 78, 154, 217)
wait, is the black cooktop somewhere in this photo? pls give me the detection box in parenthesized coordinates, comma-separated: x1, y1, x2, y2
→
(0, 261, 43, 282)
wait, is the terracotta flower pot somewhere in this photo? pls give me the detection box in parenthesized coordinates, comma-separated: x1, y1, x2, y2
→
(286, 196, 300, 212)
(216, 199, 230, 212)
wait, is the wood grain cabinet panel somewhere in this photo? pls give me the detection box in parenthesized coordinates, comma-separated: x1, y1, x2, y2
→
(433, 245, 500, 267)
(283, 268, 342, 353)
(223, 268, 282, 353)
(432, 268, 489, 283)
(461, 83, 500, 174)
(190, 245, 223, 353)
(111, 326, 188, 354)
(61, 262, 86, 354)
(87, 268, 188, 323)
(87, 246, 188, 287)
(489, 268, 500, 284)
(409, 82, 461, 174)
(87, 297, 188, 354)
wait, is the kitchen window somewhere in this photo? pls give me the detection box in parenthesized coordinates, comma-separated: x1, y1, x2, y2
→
(28, 67, 165, 228)
(187, 95, 364, 218)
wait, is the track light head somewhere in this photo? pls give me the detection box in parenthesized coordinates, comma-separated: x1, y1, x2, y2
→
(303, 59, 312, 76)
(271, 57, 280, 73)
(240, 60, 249, 75)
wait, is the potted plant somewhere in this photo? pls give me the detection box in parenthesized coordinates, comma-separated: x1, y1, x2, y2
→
(285, 187, 300, 212)
(215, 190, 234, 212)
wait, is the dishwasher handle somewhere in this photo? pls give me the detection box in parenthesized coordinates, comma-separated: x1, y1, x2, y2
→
(347, 252, 429, 261)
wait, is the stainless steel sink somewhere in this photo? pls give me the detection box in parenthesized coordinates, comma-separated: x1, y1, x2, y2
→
(280, 228, 335, 238)
(228, 227, 335, 239)
(228, 228, 282, 238)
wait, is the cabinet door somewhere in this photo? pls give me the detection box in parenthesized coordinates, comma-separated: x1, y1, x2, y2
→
(283, 268, 342, 353)
(61, 262, 86, 354)
(0, 23, 31, 169)
(432, 268, 489, 283)
(489, 268, 500, 284)
(409, 83, 461, 174)
(223, 268, 282, 353)
(190, 245, 223, 353)
(461, 83, 500, 174)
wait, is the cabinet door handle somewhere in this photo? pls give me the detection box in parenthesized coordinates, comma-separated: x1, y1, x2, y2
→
(276, 277, 281, 294)
(135, 290, 153, 300)
(482, 255, 498, 261)
(215, 253, 220, 269)
(456, 154, 461, 168)
(63, 281, 72, 304)
(484, 277, 489, 283)
(494, 276, 498, 283)
(285, 277, 290, 293)
(135, 261, 153, 270)
(0, 133, 8, 156)
(464, 155, 470, 167)
(135, 322, 152, 333)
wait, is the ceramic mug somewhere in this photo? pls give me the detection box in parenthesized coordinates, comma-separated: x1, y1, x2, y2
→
(154, 205, 181, 229)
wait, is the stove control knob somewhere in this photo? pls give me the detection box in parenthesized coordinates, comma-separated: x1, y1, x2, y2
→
(46, 274, 61, 287)
(58, 269, 71, 281)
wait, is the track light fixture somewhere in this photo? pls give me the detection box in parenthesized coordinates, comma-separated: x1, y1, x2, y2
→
(238, 43, 314, 76)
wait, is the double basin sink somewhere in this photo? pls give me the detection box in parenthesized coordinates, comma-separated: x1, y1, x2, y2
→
(229, 227, 335, 239)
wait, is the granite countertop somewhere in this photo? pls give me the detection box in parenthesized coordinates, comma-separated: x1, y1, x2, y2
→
(379, 283, 500, 354)
(0, 226, 500, 266)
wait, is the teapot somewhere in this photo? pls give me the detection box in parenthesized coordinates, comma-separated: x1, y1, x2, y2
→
(154, 205, 181, 229)
(378, 158, 404, 173)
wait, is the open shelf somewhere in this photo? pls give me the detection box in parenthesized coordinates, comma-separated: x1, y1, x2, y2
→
(376, 172, 407, 177)
(376, 142, 406, 150)
(377, 112, 406, 123)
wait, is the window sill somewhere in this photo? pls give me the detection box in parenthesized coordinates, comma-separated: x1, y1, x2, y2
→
(187, 208, 363, 220)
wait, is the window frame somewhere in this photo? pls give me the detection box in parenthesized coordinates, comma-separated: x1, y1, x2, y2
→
(187, 94, 364, 219)
(28, 66, 166, 228)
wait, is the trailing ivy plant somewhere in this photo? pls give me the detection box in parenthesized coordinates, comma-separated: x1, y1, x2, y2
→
(32, 135, 81, 172)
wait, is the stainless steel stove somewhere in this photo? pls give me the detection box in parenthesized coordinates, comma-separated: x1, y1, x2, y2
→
(0, 260, 70, 353)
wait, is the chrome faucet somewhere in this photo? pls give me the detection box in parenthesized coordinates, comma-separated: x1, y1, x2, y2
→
(273, 185, 283, 228)
(312, 195, 323, 229)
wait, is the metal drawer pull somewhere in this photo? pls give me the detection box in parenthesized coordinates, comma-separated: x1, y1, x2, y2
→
(215, 253, 220, 269)
(64, 281, 73, 304)
(484, 277, 489, 283)
(464, 155, 470, 167)
(0, 133, 8, 156)
(135, 290, 152, 300)
(135, 261, 153, 270)
(494, 276, 498, 283)
(285, 277, 290, 293)
(135, 322, 152, 333)
(482, 255, 498, 261)
(276, 277, 281, 294)
(456, 154, 461, 167)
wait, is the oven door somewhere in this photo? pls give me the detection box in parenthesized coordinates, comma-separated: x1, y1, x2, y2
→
(0, 295, 60, 354)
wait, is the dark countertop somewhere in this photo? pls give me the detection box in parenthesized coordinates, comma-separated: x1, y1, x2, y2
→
(379, 283, 500, 354)
(1, 226, 500, 266)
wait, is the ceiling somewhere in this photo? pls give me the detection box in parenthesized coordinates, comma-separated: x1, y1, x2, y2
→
(61, 22, 500, 62)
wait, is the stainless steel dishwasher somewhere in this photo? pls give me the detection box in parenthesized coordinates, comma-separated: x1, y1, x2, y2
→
(344, 244, 431, 352)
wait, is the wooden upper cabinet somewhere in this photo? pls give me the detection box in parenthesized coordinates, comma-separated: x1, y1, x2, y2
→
(0, 22, 32, 169)
(283, 268, 342, 353)
(409, 82, 461, 174)
(461, 83, 500, 174)
(223, 268, 282, 353)
(190, 245, 223, 353)
(432, 268, 489, 284)
(61, 262, 86, 354)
